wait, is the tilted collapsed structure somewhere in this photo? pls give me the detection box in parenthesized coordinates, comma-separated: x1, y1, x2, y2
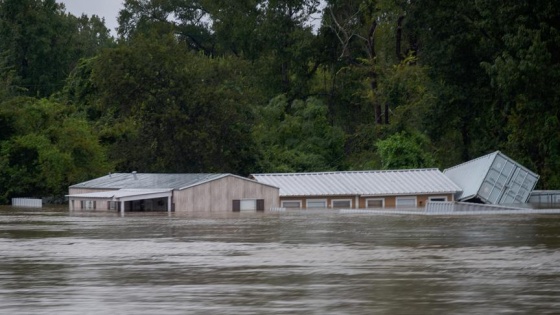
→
(443, 151, 539, 204)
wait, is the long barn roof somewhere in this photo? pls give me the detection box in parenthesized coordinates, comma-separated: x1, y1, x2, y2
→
(70, 173, 228, 190)
(251, 169, 462, 197)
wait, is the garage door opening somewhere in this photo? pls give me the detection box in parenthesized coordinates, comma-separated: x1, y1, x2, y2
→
(233, 199, 265, 212)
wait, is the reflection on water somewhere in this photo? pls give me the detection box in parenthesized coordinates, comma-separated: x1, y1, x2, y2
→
(1, 206, 560, 314)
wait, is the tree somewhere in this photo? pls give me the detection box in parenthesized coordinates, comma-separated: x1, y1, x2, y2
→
(376, 131, 435, 169)
(0, 97, 111, 203)
(480, 0, 560, 188)
(0, 0, 114, 97)
(403, 0, 508, 162)
(253, 95, 345, 172)
(117, 0, 218, 54)
(117, 0, 322, 99)
(85, 33, 259, 174)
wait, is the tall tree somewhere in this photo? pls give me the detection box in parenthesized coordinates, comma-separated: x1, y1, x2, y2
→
(253, 95, 345, 172)
(403, 0, 506, 162)
(118, 0, 214, 53)
(87, 34, 259, 174)
(117, 0, 322, 99)
(480, 0, 560, 188)
(321, 0, 413, 126)
(0, 97, 111, 202)
(0, 0, 114, 97)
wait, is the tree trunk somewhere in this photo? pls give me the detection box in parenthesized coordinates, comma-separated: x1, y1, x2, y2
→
(396, 16, 405, 61)
(384, 102, 389, 124)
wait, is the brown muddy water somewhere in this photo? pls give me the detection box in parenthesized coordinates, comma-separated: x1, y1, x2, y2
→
(1, 206, 560, 314)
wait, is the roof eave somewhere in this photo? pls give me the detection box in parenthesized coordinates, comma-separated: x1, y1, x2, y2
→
(280, 191, 462, 198)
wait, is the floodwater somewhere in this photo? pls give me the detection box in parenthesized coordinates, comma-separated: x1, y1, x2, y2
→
(1, 207, 560, 314)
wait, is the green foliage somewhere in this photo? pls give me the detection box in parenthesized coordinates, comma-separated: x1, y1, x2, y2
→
(117, 0, 322, 99)
(0, 0, 114, 97)
(85, 33, 259, 174)
(253, 95, 345, 172)
(477, 0, 560, 188)
(0, 97, 111, 202)
(376, 131, 436, 169)
(118, 0, 214, 53)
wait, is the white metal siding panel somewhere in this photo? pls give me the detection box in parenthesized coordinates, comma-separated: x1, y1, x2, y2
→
(173, 175, 279, 213)
(530, 191, 560, 203)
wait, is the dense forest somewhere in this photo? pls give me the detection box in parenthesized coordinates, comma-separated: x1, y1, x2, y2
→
(0, 0, 559, 203)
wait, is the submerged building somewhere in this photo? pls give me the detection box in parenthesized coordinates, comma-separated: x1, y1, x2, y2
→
(67, 151, 542, 213)
(251, 169, 462, 209)
(443, 151, 539, 204)
(67, 173, 279, 214)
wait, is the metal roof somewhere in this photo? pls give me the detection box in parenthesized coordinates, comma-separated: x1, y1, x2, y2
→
(67, 189, 172, 199)
(251, 169, 462, 197)
(443, 151, 498, 201)
(70, 173, 228, 190)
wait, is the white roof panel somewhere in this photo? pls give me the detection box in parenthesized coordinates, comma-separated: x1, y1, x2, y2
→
(252, 169, 462, 197)
(67, 189, 172, 199)
(443, 151, 497, 200)
(70, 173, 228, 190)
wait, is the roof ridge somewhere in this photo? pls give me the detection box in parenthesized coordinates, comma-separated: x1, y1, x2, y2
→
(253, 168, 441, 176)
(443, 151, 500, 172)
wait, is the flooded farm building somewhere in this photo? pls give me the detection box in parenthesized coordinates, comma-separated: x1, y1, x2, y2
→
(67, 173, 279, 214)
(251, 169, 462, 209)
(66, 152, 545, 213)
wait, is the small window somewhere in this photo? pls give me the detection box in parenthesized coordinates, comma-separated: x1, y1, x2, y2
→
(428, 196, 447, 202)
(331, 199, 351, 208)
(396, 197, 417, 208)
(306, 200, 327, 209)
(281, 201, 302, 209)
(366, 198, 384, 208)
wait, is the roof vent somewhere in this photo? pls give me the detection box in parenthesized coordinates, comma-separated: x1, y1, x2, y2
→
(132, 171, 137, 179)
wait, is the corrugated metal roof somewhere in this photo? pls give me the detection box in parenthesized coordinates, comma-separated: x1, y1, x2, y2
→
(70, 173, 227, 190)
(443, 151, 498, 200)
(251, 169, 462, 197)
(67, 189, 172, 199)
